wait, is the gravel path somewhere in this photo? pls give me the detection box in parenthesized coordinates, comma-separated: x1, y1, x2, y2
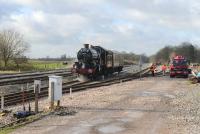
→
(4, 76, 200, 134)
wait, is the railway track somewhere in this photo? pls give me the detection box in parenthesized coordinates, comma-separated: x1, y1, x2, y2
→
(0, 69, 70, 79)
(0, 64, 140, 86)
(0, 65, 140, 86)
(1, 67, 153, 107)
(0, 69, 73, 86)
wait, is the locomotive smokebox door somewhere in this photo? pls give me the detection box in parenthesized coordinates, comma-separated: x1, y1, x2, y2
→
(84, 44, 89, 48)
(49, 76, 62, 101)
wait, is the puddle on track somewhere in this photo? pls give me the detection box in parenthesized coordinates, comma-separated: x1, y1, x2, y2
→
(97, 124, 125, 133)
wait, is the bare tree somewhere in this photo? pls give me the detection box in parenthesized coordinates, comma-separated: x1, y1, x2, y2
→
(0, 30, 29, 67)
(13, 56, 28, 68)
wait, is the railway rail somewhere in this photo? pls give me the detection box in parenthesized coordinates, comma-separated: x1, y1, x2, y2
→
(0, 72, 73, 86)
(1, 67, 154, 107)
(0, 69, 73, 86)
(0, 65, 140, 86)
(0, 69, 70, 79)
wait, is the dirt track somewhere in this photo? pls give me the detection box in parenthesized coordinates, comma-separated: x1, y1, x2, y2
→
(11, 76, 200, 134)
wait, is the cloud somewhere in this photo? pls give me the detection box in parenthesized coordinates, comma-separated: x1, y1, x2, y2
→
(0, 0, 200, 58)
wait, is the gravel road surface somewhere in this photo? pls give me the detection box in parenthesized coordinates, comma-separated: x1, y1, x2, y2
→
(11, 76, 200, 134)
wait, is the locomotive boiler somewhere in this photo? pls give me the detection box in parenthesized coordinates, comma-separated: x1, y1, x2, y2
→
(72, 44, 124, 80)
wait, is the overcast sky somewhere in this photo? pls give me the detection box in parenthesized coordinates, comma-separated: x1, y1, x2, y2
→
(0, 0, 200, 58)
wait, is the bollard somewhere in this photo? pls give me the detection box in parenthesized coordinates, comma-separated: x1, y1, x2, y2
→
(1, 95, 4, 110)
(70, 88, 72, 96)
(70, 88, 73, 99)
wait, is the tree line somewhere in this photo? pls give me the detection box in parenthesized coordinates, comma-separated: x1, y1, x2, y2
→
(121, 42, 200, 64)
(151, 42, 200, 63)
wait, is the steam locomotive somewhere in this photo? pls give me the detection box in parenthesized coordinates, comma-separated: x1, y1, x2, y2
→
(72, 44, 124, 80)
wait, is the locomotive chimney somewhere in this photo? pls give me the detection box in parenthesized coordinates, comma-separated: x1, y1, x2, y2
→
(84, 44, 89, 48)
(90, 45, 94, 48)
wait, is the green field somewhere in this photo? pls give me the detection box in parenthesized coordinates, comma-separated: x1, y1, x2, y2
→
(0, 59, 73, 73)
(30, 60, 72, 70)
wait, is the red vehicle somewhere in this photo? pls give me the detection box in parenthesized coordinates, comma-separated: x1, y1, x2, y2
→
(169, 55, 191, 78)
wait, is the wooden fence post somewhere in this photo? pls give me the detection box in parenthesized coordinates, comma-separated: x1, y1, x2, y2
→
(35, 84, 39, 113)
(21, 86, 26, 111)
(57, 100, 60, 107)
(1, 95, 4, 110)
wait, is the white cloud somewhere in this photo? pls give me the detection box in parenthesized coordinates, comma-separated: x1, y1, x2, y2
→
(32, 11, 45, 24)
(124, 9, 149, 21)
(0, 0, 200, 58)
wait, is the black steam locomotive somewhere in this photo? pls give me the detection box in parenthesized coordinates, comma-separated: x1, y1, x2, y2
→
(72, 44, 124, 80)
